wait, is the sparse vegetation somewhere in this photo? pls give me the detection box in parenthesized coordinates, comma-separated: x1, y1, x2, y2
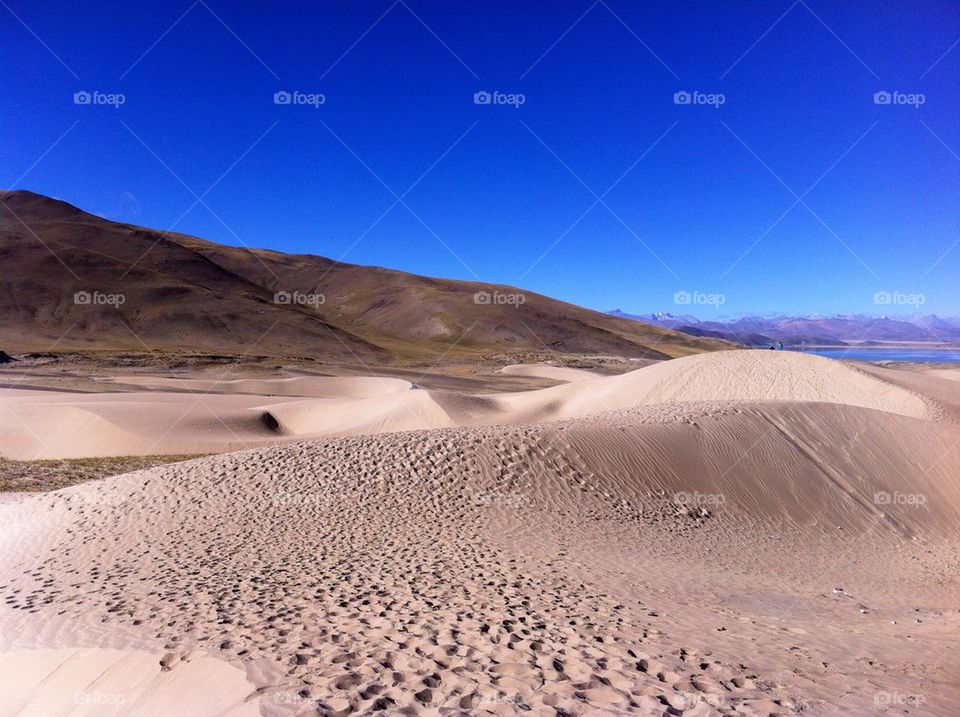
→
(0, 455, 202, 493)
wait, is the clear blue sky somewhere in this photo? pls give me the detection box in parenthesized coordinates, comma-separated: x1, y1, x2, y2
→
(3, 0, 958, 317)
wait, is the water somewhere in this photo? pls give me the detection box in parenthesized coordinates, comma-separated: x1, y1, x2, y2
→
(796, 348, 960, 364)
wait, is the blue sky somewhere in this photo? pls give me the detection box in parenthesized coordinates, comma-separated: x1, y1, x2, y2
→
(3, 0, 958, 317)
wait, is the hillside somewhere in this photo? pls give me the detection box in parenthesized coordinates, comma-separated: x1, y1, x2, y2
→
(0, 191, 728, 361)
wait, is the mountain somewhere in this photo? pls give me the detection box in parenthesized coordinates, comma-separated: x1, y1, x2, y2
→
(612, 310, 960, 347)
(608, 310, 699, 328)
(0, 191, 728, 361)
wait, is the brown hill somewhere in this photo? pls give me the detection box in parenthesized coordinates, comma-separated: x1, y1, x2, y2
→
(0, 190, 728, 361)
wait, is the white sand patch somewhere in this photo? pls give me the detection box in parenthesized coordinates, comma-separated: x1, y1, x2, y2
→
(0, 648, 259, 716)
(499, 363, 607, 382)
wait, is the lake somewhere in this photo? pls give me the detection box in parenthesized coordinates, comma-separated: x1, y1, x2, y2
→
(797, 348, 960, 363)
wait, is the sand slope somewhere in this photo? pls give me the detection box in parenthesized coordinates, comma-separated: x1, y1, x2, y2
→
(1, 395, 958, 715)
(0, 648, 259, 716)
(0, 351, 938, 460)
(498, 363, 607, 383)
(111, 375, 414, 399)
(464, 350, 931, 425)
(2, 349, 957, 714)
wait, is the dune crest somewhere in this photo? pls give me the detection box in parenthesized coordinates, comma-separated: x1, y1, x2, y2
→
(472, 349, 932, 424)
(0, 350, 938, 461)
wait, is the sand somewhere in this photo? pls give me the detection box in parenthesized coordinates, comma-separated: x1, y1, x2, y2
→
(0, 648, 259, 717)
(498, 363, 608, 383)
(0, 350, 935, 460)
(1, 349, 958, 715)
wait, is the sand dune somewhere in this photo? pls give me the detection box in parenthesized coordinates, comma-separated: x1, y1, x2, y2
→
(1, 391, 957, 714)
(498, 363, 607, 383)
(470, 350, 932, 425)
(0, 350, 939, 460)
(0, 390, 279, 460)
(0, 388, 456, 461)
(262, 390, 454, 437)
(2, 350, 957, 714)
(111, 375, 413, 399)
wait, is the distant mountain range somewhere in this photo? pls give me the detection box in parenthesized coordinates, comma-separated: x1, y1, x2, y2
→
(609, 311, 960, 348)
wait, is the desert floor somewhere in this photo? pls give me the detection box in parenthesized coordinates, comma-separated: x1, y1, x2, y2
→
(0, 350, 958, 716)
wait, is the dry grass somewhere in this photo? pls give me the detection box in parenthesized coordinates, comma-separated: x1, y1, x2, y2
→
(0, 455, 202, 493)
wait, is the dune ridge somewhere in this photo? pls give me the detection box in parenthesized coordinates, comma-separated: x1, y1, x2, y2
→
(0, 350, 938, 460)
